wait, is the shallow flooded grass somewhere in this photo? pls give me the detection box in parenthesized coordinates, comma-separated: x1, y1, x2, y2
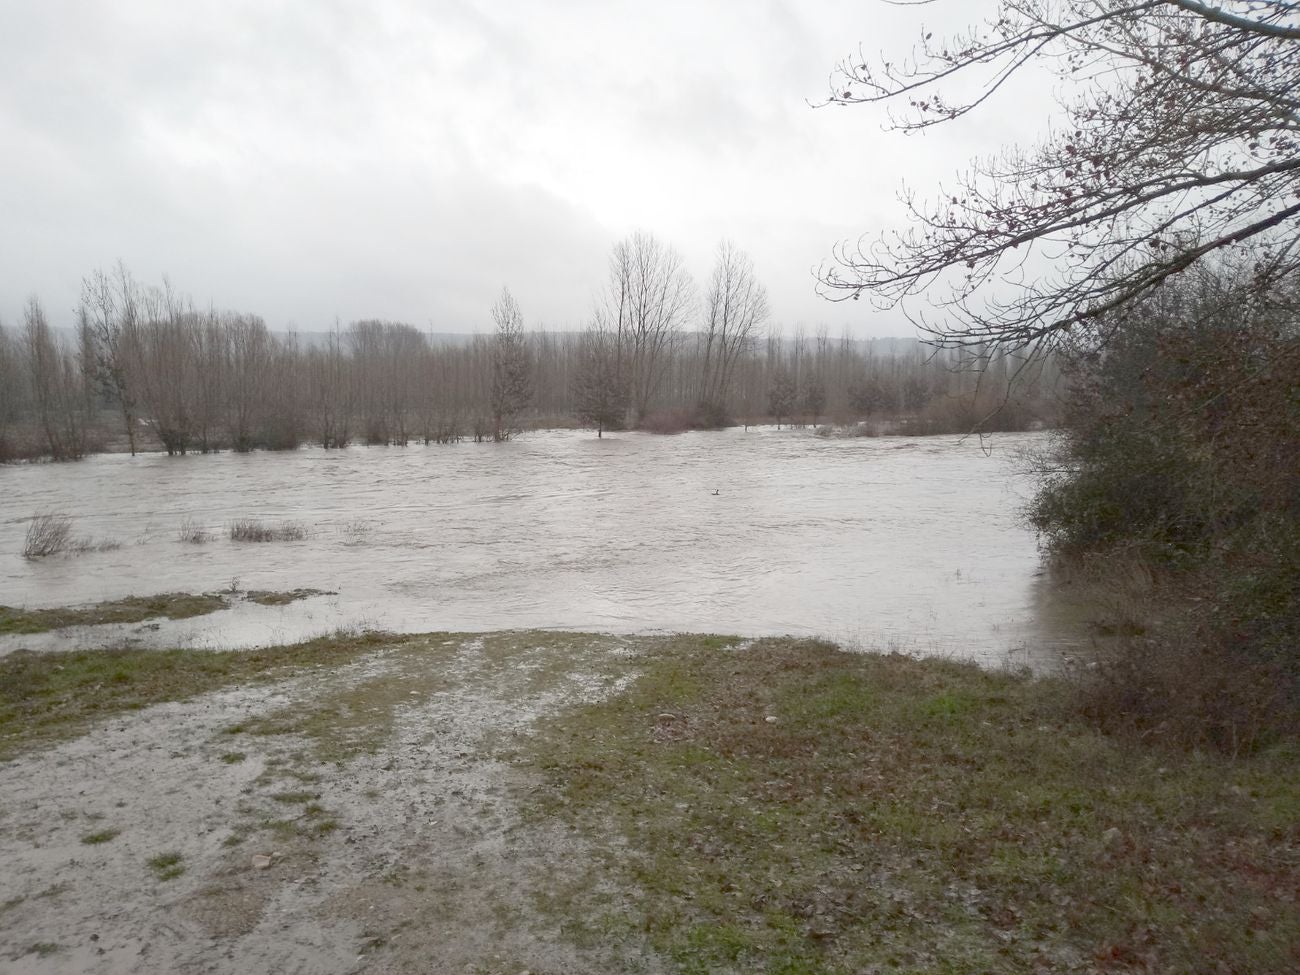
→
(0, 629, 398, 759)
(244, 587, 334, 606)
(2, 623, 1294, 973)
(0, 592, 230, 635)
(520, 637, 1299, 974)
(147, 851, 185, 881)
(79, 829, 119, 845)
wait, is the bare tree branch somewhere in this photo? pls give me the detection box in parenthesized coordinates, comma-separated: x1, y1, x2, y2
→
(819, 1, 1300, 348)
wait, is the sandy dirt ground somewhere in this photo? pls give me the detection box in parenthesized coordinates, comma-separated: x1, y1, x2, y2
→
(0, 634, 666, 974)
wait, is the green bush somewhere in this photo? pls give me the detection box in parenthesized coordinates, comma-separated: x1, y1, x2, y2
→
(1031, 271, 1299, 749)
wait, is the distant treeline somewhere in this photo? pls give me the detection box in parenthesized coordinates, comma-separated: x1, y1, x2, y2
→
(0, 244, 1060, 461)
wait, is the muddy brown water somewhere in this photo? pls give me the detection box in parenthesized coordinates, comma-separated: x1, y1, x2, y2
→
(0, 427, 1082, 668)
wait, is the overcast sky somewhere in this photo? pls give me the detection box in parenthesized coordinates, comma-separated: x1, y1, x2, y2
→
(0, 0, 1046, 337)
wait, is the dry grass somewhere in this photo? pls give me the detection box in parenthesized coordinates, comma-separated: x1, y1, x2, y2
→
(228, 518, 309, 543)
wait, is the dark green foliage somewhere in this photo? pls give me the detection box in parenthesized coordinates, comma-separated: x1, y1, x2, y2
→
(1030, 270, 1299, 749)
(571, 329, 628, 436)
(766, 368, 797, 427)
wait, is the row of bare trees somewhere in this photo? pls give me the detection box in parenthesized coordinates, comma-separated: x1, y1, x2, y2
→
(0, 242, 1058, 461)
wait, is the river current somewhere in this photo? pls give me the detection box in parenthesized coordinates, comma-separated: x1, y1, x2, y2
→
(0, 427, 1082, 668)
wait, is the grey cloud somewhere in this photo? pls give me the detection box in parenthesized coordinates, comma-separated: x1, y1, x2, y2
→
(0, 0, 1042, 339)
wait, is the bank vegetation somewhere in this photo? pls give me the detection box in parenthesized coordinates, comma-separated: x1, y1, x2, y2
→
(0, 245, 1058, 463)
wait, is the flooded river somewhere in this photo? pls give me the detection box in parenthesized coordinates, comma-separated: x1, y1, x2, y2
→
(0, 427, 1081, 668)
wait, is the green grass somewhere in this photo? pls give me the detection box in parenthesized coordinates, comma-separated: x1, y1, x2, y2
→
(218, 751, 246, 764)
(147, 851, 185, 881)
(5, 624, 1294, 972)
(245, 588, 334, 606)
(80, 829, 120, 845)
(0, 592, 229, 635)
(0, 630, 399, 759)
(520, 637, 1300, 975)
(269, 790, 320, 804)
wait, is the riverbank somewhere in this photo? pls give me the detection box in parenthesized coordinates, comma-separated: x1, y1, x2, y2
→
(1, 630, 1293, 973)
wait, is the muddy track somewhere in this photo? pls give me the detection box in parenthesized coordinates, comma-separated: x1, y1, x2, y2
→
(0, 633, 665, 974)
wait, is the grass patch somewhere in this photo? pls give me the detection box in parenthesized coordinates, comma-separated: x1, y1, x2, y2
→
(80, 829, 120, 845)
(229, 639, 463, 763)
(313, 819, 339, 837)
(147, 851, 184, 881)
(0, 592, 229, 635)
(521, 636, 1300, 975)
(229, 519, 308, 543)
(0, 630, 399, 759)
(218, 751, 246, 764)
(269, 790, 320, 804)
(26, 942, 60, 957)
(244, 588, 334, 606)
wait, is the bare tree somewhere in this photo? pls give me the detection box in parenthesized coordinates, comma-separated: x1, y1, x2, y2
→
(23, 297, 88, 459)
(0, 321, 27, 459)
(598, 232, 696, 424)
(306, 324, 353, 448)
(819, 1, 1300, 348)
(187, 309, 227, 452)
(131, 280, 200, 455)
(347, 320, 427, 444)
(490, 288, 532, 441)
(699, 240, 770, 423)
(259, 331, 305, 450)
(80, 262, 142, 454)
(224, 314, 274, 451)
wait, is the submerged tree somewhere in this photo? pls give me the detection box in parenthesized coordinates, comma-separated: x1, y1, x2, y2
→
(490, 287, 532, 441)
(766, 367, 797, 429)
(572, 324, 629, 437)
(23, 298, 89, 460)
(698, 240, 770, 423)
(598, 232, 695, 423)
(0, 322, 26, 459)
(80, 262, 143, 455)
(820, 1, 1300, 348)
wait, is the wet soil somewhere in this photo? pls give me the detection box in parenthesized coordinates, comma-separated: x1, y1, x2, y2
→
(0, 632, 665, 974)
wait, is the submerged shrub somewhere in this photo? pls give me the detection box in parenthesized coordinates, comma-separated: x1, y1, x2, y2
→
(21, 512, 119, 558)
(22, 512, 72, 559)
(228, 519, 308, 543)
(178, 519, 213, 544)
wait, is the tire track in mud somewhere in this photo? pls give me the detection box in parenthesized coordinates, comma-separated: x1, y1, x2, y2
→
(0, 633, 665, 974)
